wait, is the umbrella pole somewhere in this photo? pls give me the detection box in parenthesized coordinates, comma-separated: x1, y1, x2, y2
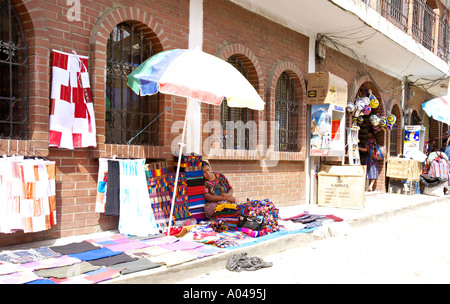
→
(167, 98, 190, 235)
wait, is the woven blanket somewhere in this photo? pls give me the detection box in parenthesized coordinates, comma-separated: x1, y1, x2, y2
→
(50, 266, 120, 284)
(49, 49, 96, 149)
(50, 241, 101, 255)
(20, 255, 82, 271)
(67, 248, 121, 262)
(109, 257, 161, 275)
(0, 247, 61, 264)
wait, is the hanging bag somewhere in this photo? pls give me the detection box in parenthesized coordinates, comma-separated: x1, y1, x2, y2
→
(371, 143, 386, 160)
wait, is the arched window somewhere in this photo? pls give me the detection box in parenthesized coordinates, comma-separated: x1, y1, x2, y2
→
(220, 55, 255, 150)
(275, 72, 299, 152)
(106, 22, 159, 145)
(0, 0, 29, 139)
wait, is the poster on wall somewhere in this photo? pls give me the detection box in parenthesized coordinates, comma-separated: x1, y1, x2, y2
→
(310, 104, 345, 156)
(404, 125, 425, 156)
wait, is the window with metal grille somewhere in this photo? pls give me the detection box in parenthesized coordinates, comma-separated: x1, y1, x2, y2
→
(0, 0, 29, 140)
(275, 72, 299, 152)
(220, 56, 254, 150)
(106, 22, 159, 146)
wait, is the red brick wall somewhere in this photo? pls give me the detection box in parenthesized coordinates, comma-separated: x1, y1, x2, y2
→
(0, 0, 191, 247)
(201, 0, 310, 204)
(0, 0, 432, 247)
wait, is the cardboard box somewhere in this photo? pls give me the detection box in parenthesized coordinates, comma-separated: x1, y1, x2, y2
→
(388, 178, 420, 195)
(386, 158, 423, 180)
(317, 165, 365, 209)
(307, 72, 348, 107)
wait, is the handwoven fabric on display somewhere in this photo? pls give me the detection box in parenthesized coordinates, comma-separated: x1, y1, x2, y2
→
(179, 155, 208, 222)
(145, 161, 191, 229)
(49, 50, 96, 149)
(0, 156, 57, 234)
(239, 199, 280, 236)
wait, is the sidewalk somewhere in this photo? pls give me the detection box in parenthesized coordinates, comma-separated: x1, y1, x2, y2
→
(2, 192, 448, 284)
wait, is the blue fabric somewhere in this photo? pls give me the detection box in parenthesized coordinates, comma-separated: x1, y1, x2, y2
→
(26, 279, 56, 284)
(68, 247, 121, 261)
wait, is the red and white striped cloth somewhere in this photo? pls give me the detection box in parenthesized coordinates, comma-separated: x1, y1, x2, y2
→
(49, 49, 96, 149)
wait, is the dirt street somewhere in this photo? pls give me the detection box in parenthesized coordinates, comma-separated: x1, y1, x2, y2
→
(175, 201, 450, 284)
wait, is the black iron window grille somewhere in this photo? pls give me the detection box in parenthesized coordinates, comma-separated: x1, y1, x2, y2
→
(0, 0, 29, 140)
(275, 72, 299, 152)
(220, 56, 254, 150)
(106, 22, 159, 146)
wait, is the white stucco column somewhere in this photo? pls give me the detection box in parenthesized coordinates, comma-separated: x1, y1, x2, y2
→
(186, 0, 203, 155)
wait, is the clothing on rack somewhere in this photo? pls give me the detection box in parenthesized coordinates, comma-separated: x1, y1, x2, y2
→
(49, 49, 96, 149)
(0, 156, 57, 234)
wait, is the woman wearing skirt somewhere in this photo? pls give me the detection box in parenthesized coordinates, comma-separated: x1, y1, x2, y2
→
(359, 131, 379, 192)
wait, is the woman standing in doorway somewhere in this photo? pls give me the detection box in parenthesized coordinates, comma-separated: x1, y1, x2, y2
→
(359, 131, 379, 191)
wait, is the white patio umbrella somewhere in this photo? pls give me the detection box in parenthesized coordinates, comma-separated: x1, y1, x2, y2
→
(127, 48, 265, 234)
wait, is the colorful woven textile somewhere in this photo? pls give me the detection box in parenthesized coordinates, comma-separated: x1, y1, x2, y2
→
(145, 162, 191, 228)
(179, 155, 208, 222)
(0, 157, 57, 234)
(49, 49, 96, 149)
(239, 199, 280, 236)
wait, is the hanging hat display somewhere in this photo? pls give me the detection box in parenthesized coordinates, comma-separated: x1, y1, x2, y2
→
(379, 117, 387, 127)
(373, 124, 381, 132)
(370, 115, 380, 126)
(386, 123, 393, 131)
(369, 93, 379, 109)
(362, 104, 372, 115)
(387, 114, 396, 125)
(346, 102, 355, 113)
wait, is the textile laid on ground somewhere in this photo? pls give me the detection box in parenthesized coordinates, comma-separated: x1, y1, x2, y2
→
(67, 247, 121, 262)
(88, 252, 138, 267)
(108, 257, 161, 275)
(33, 261, 100, 279)
(50, 241, 101, 255)
(226, 252, 273, 272)
(180, 155, 208, 222)
(145, 161, 191, 229)
(281, 212, 344, 229)
(0, 156, 57, 234)
(49, 49, 96, 149)
(0, 247, 60, 264)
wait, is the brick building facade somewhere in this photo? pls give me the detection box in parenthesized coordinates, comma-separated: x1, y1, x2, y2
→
(0, 0, 436, 246)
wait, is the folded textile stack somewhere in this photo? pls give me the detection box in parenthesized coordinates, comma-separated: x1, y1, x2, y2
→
(212, 203, 240, 229)
(178, 155, 208, 222)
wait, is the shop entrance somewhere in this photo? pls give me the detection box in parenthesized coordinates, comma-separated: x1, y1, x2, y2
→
(353, 81, 386, 192)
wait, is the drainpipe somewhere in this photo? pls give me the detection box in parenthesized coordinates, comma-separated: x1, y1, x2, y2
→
(306, 36, 316, 204)
(401, 76, 407, 129)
